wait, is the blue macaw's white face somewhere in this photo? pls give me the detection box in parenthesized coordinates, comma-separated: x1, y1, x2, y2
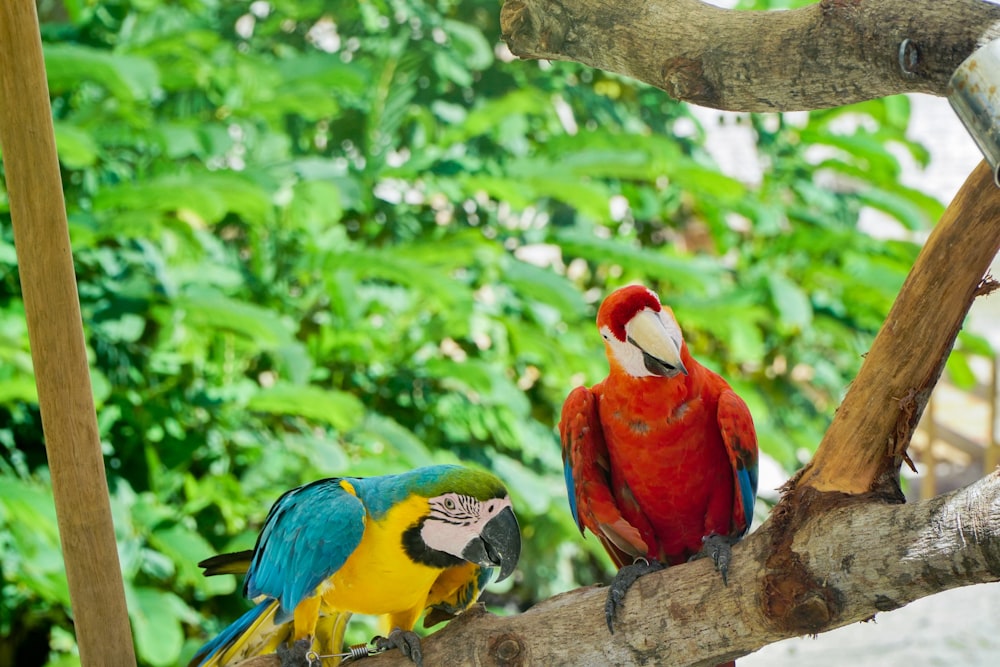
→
(420, 493, 519, 580)
(601, 305, 687, 379)
(421, 493, 510, 555)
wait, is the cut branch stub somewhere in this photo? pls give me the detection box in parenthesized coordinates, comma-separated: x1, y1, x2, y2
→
(500, 0, 1000, 112)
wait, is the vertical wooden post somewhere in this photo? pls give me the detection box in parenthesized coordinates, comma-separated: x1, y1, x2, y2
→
(0, 2, 136, 665)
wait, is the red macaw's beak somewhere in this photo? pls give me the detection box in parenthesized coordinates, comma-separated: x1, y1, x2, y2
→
(625, 309, 688, 378)
(461, 505, 521, 582)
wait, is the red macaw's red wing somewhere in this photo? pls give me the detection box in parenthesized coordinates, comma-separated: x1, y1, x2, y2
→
(560, 386, 649, 567)
(716, 389, 760, 537)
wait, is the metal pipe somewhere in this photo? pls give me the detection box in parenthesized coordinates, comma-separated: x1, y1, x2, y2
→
(948, 38, 1000, 187)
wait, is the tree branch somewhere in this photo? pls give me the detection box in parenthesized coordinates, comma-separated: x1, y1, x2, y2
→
(499, 0, 1000, 112)
(796, 159, 1000, 495)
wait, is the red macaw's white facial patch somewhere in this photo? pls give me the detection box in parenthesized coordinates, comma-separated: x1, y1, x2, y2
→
(600, 307, 686, 379)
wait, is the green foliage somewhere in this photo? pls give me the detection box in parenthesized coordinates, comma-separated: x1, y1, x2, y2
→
(0, 0, 964, 665)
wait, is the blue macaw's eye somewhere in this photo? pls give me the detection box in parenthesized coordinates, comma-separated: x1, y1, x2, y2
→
(444, 497, 456, 510)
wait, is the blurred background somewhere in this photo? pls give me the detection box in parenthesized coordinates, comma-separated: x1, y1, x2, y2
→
(0, 1, 996, 665)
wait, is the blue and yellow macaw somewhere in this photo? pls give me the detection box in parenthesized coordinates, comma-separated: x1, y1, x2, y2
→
(189, 465, 521, 667)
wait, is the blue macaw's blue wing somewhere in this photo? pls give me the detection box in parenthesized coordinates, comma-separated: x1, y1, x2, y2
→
(244, 478, 366, 621)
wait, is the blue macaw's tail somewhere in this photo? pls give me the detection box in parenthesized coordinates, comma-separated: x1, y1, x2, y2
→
(190, 600, 353, 667)
(189, 599, 286, 667)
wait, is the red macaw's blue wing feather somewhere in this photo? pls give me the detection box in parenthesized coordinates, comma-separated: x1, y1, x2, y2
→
(717, 390, 759, 536)
(244, 478, 366, 622)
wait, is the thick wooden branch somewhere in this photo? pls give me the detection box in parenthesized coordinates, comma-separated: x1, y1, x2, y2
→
(233, 473, 1000, 667)
(797, 159, 1000, 495)
(499, 0, 1000, 112)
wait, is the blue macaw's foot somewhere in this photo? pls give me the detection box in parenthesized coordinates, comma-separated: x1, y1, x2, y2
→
(277, 638, 316, 667)
(373, 628, 423, 667)
(690, 533, 739, 585)
(605, 557, 666, 634)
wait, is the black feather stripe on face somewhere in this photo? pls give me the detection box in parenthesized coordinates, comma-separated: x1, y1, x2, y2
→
(402, 516, 465, 569)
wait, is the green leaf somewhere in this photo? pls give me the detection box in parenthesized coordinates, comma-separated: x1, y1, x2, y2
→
(491, 455, 554, 514)
(285, 180, 344, 231)
(247, 383, 364, 431)
(503, 258, 588, 320)
(945, 351, 977, 390)
(857, 186, 936, 230)
(351, 413, 435, 468)
(53, 122, 99, 168)
(45, 44, 159, 101)
(957, 330, 995, 358)
(129, 587, 187, 667)
(171, 290, 294, 349)
(767, 274, 813, 331)
(93, 172, 271, 226)
(433, 50, 473, 87)
(148, 524, 233, 594)
(0, 376, 38, 403)
(554, 227, 722, 291)
(0, 479, 69, 606)
(443, 20, 494, 71)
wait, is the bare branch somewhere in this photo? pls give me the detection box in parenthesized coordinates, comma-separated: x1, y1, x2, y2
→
(499, 0, 1000, 112)
(796, 160, 1000, 495)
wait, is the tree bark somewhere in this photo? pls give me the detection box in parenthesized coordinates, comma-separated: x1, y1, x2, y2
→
(499, 0, 1000, 112)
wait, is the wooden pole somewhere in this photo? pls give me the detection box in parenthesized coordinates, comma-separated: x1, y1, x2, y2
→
(0, 2, 136, 665)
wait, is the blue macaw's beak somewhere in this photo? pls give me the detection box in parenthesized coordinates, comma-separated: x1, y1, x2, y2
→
(462, 505, 521, 582)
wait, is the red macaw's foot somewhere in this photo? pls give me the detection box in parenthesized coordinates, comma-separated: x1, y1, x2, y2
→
(373, 628, 424, 667)
(605, 557, 666, 633)
(690, 533, 739, 585)
(276, 638, 316, 667)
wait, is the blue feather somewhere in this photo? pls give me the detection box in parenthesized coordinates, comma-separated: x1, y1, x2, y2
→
(563, 461, 581, 529)
(736, 464, 758, 536)
(245, 479, 366, 622)
(191, 600, 272, 667)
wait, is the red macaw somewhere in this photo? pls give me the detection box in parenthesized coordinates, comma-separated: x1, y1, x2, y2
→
(560, 284, 758, 643)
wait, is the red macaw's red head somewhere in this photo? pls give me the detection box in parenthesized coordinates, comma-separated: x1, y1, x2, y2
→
(596, 285, 688, 379)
